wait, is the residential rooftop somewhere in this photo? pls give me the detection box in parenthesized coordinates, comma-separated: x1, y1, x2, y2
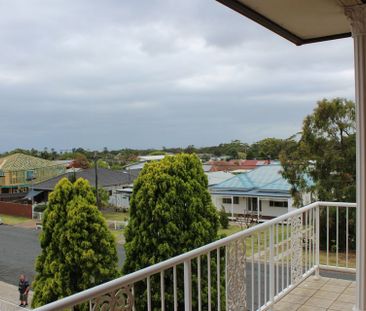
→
(0, 153, 62, 171)
(34, 168, 139, 191)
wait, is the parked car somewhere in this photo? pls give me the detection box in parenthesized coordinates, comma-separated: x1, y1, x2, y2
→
(0, 217, 3, 225)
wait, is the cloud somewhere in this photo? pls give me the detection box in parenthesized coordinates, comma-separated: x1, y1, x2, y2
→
(0, 0, 355, 151)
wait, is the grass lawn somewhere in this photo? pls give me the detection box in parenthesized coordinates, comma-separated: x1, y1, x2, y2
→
(111, 229, 125, 245)
(218, 225, 244, 237)
(319, 250, 356, 268)
(101, 210, 128, 245)
(218, 223, 290, 257)
(218, 224, 356, 269)
(102, 210, 129, 222)
(0, 214, 30, 225)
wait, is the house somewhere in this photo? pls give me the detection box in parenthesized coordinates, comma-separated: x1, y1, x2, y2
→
(137, 155, 166, 162)
(33, 168, 139, 204)
(109, 187, 133, 210)
(0, 153, 66, 195)
(124, 154, 168, 172)
(210, 164, 312, 219)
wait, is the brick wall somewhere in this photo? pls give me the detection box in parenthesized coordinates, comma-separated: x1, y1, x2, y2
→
(0, 201, 32, 218)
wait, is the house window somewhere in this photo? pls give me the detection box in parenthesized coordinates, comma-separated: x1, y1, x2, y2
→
(248, 198, 262, 212)
(269, 201, 288, 208)
(222, 197, 239, 204)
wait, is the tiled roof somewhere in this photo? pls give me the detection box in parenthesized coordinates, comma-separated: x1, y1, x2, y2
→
(0, 153, 60, 171)
(208, 159, 273, 172)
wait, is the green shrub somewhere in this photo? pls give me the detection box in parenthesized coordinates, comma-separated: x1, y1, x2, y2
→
(219, 206, 229, 229)
(33, 204, 47, 213)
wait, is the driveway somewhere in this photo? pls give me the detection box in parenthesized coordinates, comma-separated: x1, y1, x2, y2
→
(0, 225, 125, 287)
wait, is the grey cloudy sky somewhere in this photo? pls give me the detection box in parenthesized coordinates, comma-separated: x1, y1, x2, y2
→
(0, 0, 355, 151)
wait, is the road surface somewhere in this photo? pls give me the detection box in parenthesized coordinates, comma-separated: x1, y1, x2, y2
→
(0, 225, 125, 286)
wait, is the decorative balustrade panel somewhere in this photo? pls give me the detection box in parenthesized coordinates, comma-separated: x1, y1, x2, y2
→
(227, 239, 247, 311)
(91, 285, 134, 311)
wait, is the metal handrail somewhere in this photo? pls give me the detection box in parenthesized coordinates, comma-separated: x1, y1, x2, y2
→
(33, 201, 356, 311)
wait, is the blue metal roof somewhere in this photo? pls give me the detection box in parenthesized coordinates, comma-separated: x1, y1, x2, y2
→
(211, 164, 308, 197)
(260, 177, 290, 192)
(214, 173, 254, 190)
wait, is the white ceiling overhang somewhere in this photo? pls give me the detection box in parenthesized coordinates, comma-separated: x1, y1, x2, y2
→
(217, 0, 364, 45)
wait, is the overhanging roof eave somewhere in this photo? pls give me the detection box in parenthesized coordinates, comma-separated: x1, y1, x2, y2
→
(216, 0, 352, 45)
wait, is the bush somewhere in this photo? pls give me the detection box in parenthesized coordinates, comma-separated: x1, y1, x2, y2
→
(33, 204, 47, 213)
(219, 206, 229, 229)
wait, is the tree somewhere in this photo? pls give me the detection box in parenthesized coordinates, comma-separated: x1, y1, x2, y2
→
(92, 187, 110, 208)
(90, 159, 109, 169)
(247, 137, 291, 160)
(280, 98, 356, 204)
(184, 144, 197, 154)
(123, 153, 219, 309)
(280, 98, 356, 251)
(32, 178, 118, 309)
(73, 152, 90, 169)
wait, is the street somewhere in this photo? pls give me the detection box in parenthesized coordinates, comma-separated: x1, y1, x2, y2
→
(0, 225, 125, 286)
(0, 225, 40, 286)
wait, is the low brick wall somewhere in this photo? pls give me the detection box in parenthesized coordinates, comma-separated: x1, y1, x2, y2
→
(0, 201, 32, 218)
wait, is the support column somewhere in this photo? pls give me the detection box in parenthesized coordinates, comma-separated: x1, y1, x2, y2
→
(345, 5, 366, 311)
(231, 195, 234, 218)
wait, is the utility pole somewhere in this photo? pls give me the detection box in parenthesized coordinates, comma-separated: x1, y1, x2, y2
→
(127, 168, 131, 184)
(94, 152, 100, 209)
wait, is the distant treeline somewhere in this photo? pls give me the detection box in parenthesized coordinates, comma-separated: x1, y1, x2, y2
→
(0, 137, 298, 168)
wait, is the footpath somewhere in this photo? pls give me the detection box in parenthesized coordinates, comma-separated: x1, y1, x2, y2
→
(0, 281, 33, 310)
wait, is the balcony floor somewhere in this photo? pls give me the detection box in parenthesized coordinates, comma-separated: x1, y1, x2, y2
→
(273, 275, 356, 311)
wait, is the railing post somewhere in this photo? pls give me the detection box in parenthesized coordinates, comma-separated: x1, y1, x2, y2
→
(269, 225, 275, 309)
(184, 260, 192, 311)
(315, 204, 320, 279)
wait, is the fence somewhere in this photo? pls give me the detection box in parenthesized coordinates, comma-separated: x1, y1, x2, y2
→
(32, 211, 43, 221)
(33, 201, 356, 311)
(0, 201, 32, 218)
(31, 213, 127, 231)
(106, 220, 128, 231)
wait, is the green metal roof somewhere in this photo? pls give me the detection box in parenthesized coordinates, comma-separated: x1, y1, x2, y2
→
(0, 153, 60, 171)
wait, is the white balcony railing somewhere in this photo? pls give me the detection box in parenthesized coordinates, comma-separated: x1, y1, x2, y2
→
(33, 201, 356, 311)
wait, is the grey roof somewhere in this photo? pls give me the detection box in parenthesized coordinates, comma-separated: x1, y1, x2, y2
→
(34, 168, 139, 191)
(203, 164, 212, 172)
